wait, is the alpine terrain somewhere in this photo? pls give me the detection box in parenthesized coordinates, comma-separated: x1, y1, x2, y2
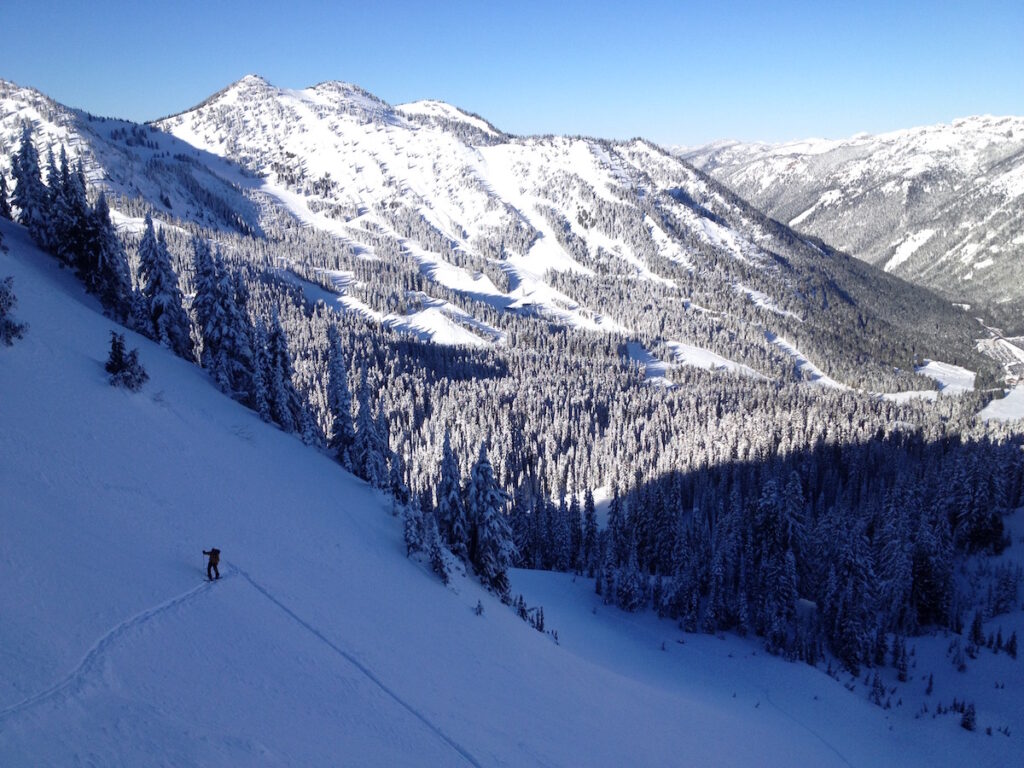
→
(683, 117, 1024, 333)
(2, 74, 1024, 766)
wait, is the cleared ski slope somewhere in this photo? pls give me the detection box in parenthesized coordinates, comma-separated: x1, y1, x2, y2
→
(1, 219, 1020, 766)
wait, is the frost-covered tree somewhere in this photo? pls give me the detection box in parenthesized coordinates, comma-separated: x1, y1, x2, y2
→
(136, 215, 190, 357)
(105, 331, 148, 391)
(0, 276, 28, 345)
(0, 173, 12, 220)
(50, 150, 91, 269)
(11, 124, 47, 243)
(82, 193, 132, 321)
(466, 441, 515, 594)
(582, 487, 598, 576)
(190, 235, 225, 373)
(351, 366, 388, 486)
(325, 324, 355, 467)
(263, 313, 305, 434)
(436, 428, 469, 561)
(402, 501, 423, 556)
(248, 320, 273, 423)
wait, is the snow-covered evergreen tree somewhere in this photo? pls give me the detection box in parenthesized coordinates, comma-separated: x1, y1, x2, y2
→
(325, 324, 356, 468)
(402, 501, 424, 556)
(436, 428, 469, 561)
(51, 151, 91, 269)
(248, 320, 273, 423)
(264, 313, 305, 434)
(466, 441, 515, 594)
(136, 216, 190, 357)
(389, 449, 410, 506)
(582, 487, 598, 576)
(83, 192, 133, 321)
(0, 276, 28, 346)
(351, 366, 388, 486)
(190, 235, 224, 372)
(0, 173, 12, 220)
(105, 331, 148, 391)
(11, 124, 47, 244)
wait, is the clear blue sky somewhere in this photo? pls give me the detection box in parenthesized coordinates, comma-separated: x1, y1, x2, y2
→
(4, 0, 1022, 145)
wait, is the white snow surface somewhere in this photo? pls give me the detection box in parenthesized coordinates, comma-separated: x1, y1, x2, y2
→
(625, 341, 764, 385)
(885, 229, 936, 273)
(767, 333, 849, 389)
(980, 385, 1024, 421)
(2, 219, 1023, 765)
(915, 359, 976, 393)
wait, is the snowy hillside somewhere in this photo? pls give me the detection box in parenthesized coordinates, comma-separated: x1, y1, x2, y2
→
(3, 217, 1023, 766)
(1, 76, 1001, 391)
(0, 79, 261, 236)
(683, 117, 1024, 329)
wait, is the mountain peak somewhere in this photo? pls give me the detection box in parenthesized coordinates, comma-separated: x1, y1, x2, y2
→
(236, 73, 271, 88)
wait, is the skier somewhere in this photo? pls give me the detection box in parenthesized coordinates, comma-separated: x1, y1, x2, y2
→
(203, 547, 221, 580)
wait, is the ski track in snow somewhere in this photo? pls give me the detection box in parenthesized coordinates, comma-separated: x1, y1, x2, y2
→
(229, 562, 482, 768)
(0, 560, 481, 767)
(759, 687, 854, 768)
(0, 574, 225, 727)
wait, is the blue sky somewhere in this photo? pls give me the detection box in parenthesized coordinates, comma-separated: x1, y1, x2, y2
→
(5, 0, 1022, 145)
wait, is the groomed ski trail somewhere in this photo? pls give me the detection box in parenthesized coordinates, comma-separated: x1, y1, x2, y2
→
(229, 562, 483, 768)
(0, 573, 226, 728)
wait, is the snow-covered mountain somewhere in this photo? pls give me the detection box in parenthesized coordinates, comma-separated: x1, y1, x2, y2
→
(0, 79, 261, 235)
(1, 75, 1002, 390)
(682, 117, 1024, 329)
(3, 218, 1023, 766)
(152, 75, 1004, 387)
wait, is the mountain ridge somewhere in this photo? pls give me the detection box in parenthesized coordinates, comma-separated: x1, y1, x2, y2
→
(682, 115, 1024, 330)
(0, 75, 1004, 390)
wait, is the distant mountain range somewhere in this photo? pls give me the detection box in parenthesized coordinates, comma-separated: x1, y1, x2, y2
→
(0, 76, 1007, 387)
(681, 117, 1024, 332)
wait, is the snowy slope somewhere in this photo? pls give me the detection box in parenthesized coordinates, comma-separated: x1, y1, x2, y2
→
(148, 76, 996, 388)
(3, 218, 1020, 766)
(683, 116, 1024, 322)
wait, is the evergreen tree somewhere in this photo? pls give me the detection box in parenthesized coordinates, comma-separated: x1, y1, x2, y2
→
(607, 481, 627, 566)
(389, 448, 410, 505)
(0, 276, 28, 346)
(582, 487, 598, 576)
(51, 151, 91, 269)
(325, 324, 356, 467)
(424, 507, 450, 585)
(351, 366, 387, 486)
(0, 173, 12, 220)
(264, 314, 305, 434)
(248, 320, 272, 423)
(11, 123, 47, 243)
(190, 235, 226, 375)
(568, 492, 583, 572)
(403, 501, 424, 556)
(960, 703, 976, 731)
(136, 216, 190, 357)
(466, 441, 515, 594)
(83, 193, 132, 321)
(105, 331, 148, 391)
(436, 428, 469, 560)
(615, 538, 647, 612)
